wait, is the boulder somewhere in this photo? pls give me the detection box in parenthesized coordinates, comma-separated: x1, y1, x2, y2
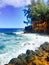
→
(24, 25, 33, 33)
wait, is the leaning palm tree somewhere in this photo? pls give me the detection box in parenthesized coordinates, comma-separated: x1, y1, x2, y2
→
(24, 21, 29, 25)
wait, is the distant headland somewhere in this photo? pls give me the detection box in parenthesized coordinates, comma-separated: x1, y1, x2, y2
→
(23, 0, 49, 34)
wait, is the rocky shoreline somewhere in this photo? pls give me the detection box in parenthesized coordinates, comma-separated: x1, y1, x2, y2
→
(24, 22, 49, 34)
(5, 42, 49, 65)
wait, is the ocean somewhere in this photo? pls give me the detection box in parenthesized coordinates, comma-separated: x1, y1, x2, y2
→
(0, 28, 49, 65)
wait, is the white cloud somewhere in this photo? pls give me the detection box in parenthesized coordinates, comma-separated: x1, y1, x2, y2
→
(0, 0, 5, 7)
(0, 0, 31, 8)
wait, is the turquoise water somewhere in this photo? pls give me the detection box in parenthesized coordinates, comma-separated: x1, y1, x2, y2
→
(0, 31, 49, 65)
(0, 33, 29, 54)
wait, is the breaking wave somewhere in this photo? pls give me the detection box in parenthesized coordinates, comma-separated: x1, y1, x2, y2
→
(0, 32, 49, 65)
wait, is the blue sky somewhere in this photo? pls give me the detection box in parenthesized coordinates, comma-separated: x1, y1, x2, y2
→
(0, 6, 26, 28)
(0, 0, 31, 28)
(0, 0, 47, 28)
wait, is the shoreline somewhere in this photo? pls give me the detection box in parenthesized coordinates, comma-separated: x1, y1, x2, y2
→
(5, 42, 49, 65)
(0, 32, 49, 65)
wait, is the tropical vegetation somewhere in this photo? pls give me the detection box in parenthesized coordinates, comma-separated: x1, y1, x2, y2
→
(24, 0, 49, 25)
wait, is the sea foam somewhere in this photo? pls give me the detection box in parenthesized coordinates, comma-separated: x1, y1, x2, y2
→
(0, 33, 49, 65)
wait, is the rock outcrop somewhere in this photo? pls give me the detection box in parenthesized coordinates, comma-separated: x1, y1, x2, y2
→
(24, 21, 49, 34)
(33, 21, 47, 33)
(24, 25, 33, 33)
(5, 42, 49, 65)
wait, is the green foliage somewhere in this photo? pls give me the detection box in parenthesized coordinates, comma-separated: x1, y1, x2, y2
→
(24, 0, 49, 24)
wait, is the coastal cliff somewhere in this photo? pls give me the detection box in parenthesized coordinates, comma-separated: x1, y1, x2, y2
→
(24, 21, 49, 34)
(5, 42, 49, 65)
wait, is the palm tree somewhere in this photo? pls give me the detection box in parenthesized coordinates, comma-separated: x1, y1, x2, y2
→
(24, 0, 49, 24)
(24, 21, 29, 25)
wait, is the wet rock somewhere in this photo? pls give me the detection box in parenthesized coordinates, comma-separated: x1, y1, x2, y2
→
(24, 25, 33, 33)
(26, 55, 35, 63)
(26, 50, 36, 55)
(18, 53, 26, 60)
(9, 58, 17, 64)
(26, 50, 36, 63)
(39, 42, 49, 52)
(5, 42, 49, 65)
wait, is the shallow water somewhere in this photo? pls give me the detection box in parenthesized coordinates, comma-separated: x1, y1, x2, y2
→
(0, 32, 49, 65)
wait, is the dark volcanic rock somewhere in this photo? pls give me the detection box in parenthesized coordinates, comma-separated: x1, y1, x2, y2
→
(18, 53, 26, 60)
(9, 58, 17, 64)
(24, 25, 33, 33)
(35, 42, 49, 57)
(8, 58, 27, 65)
(39, 42, 49, 52)
(26, 50, 36, 56)
(5, 42, 49, 65)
